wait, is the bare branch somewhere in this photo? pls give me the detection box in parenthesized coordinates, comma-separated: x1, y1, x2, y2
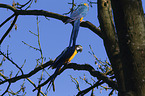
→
(0, 61, 52, 84)
(26, 78, 47, 96)
(33, 62, 118, 92)
(15, 10, 102, 38)
(1, 82, 11, 96)
(0, 57, 118, 93)
(22, 41, 40, 51)
(33, 72, 55, 92)
(0, 3, 102, 39)
(0, 3, 17, 12)
(0, 51, 24, 75)
(66, 63, 118, 90)
(0, 15, 18, 45)
(0, 14, 15, 28)
(16, 0, 32, 9)
(80, 21, 102, 38)
(76, 81, 104, 96)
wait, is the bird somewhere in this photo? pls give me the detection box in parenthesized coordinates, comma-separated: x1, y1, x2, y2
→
(65, 3, 89, 47)
(47, 45, 83, 90)
(65, 3, 89, 24)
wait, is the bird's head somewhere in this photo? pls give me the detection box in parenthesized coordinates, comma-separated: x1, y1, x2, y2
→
(79, 3, 89, 7)
(75, 45, 83, 53)
(83, 3, 89, 7)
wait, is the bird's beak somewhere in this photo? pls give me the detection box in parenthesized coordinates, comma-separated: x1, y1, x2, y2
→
(76, 45, 83, 53)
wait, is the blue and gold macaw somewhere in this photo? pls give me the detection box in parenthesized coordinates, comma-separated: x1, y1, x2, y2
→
(47, 45, 82, 90)
(47, 3, 88, 91)
(65, 3, 89, 47)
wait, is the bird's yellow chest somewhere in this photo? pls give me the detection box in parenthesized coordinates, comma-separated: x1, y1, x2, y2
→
(68, 49, 77, 62)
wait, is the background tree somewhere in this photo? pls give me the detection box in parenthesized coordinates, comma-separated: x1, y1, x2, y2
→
(0, 0, 145, 96)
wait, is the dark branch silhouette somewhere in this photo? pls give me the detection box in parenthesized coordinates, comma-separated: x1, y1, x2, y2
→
(76, 81, 104, 96)
(33, 62, 118, 92)
(0, 14, 18, 44)
(0, 61, 52, 84)
(0, 13, 15, 27)
(0, 59, 117, 93)
(0, 51, 24, 75)
(0, 3, 102, 42)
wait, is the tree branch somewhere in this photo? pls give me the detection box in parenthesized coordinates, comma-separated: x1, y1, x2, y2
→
(15, 10, 102, 38)
(0, 13, 15, 27)
(76, 81, 104, 96)
(0, 51, 24, 75)
(0, 58, 118, 93)
(0, 14, 18, 45)
(0, 3, 102, 39)
(67, 63, 118, 90)
(0, 3, 17, 12)
(0, 61, 53, 84)
(80, 21, 102, 38)
(33, 62, 118, 92)
(1, 82, 11, 96)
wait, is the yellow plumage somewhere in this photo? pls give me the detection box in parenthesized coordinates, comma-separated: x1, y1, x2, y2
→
(68, 49, 77, 62)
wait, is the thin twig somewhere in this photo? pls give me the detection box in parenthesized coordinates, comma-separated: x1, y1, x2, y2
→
(1, 82, 11, 96)
(15, 59, 26, 77)
(0, 13, 15, 28)
(66, 63, 118, 90)
(0, 15, 18, 45)
(25, 0, 33, 10)
(76, 81, 104, 96)
(36, 17, 44, 64)
(0, 72, 8, 80)
(0, 51, 24, 75)
(0, 61, 53, 84)
(37, 88, 41, 96)
(17, 0, 32, 9)
(22, 41, 40, 51)
(26, 78, 46, 96)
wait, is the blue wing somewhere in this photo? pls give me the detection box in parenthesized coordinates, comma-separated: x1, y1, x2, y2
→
(48, 47, 68, 69)
(65, 3, 89, 24)
(47, 46, 76, 90)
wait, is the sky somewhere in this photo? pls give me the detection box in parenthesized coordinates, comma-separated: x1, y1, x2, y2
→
(0, 0, 145, 96)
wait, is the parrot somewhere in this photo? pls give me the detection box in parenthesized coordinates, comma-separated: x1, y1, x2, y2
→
(65, 3, 89, 24)
(65, 3, 89, 47)
(47, 2, 88, 91)
(47, 45, 83, 90)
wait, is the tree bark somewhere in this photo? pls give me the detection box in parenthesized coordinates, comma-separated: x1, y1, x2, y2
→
(97, 0, 125, 94)
(111, 0, 145, 95)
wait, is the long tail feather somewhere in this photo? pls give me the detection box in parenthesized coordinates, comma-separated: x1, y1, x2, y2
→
(46, 62, 63, 90)
(73, 19, 80, 46)
(69, 19, 80, 47)
(69, 25, 75, 47)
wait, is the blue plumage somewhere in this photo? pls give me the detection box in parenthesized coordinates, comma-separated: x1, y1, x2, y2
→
(47, 45, 82, 90)
(65, 3, 89, 24)
(47, 3, 88, 91)
(66, 3, 89, 47)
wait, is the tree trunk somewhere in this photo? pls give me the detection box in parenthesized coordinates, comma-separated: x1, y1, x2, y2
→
(97, 0, 125, 94)
(111, 0, 145, 96)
